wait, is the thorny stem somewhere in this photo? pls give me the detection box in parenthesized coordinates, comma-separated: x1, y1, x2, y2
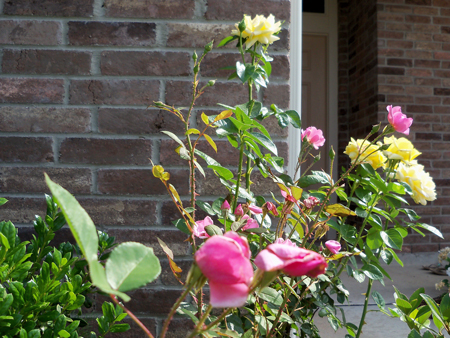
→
(188, 304, 213, 338)
(160, 284, 194, 338)
(110, 294, 155, 338)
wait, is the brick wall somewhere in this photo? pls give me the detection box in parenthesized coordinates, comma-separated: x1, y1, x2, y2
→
(0, 0, 290, 334)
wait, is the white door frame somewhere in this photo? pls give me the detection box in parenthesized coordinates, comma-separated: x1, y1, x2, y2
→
(289, 0, 338, 179)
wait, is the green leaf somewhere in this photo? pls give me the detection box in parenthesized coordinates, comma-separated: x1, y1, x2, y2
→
(367, 229, 382, 250)
(217, 35, 238, 47)
(408, 330, 422, 338)
(416, 223, 444, 239)
(106, 242, 161, 292)
(1, 221, 15, 249)
(45, 175, 98, 263)
(161, 131, 184, 147)
(285, 110, 301, 129)
(109, 324, 130, 333)
(0, 294, 13, 315)
(361, 264, 383, 281)
(372, 291, 385, 309)
(208, 165, 233, 180)
(258, 287, 283, 306)
(380, 229, 403, 250)
(205, 225, 223, 237)
(28, 330, 41, 338)
(396, 298, 413, 315)
(439, 293, 450, 321)
(173, 219, 190, 235)
(90, 261, 130, 302)
(0, 198, 7, 206)
(420, 294, 445, 328)
(58, 330, 70, 338)
(245, 131, 277, 155)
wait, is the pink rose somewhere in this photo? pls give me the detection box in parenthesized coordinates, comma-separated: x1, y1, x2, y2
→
(248, 204, 263, 214)
(303, 196, 320, 209)
(254, 240, 327, 278)
(235, 204, 244, 216)
(387, 105, 413, 135)
(325, 240, 341, 254)
(301, 127, 326, 150)
(241, 215, 259, 230)
(195, 232, 253, 307)
(263, 202, 279, 216)
(221, 200, 231, 210)
(193, 216, 213, 239)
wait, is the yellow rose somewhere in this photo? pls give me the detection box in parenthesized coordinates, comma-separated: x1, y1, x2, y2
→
(395, 162, 436, 205)
(231, 14, 282, 48)
(383, 136, 421, 163)
(344, 138, 386, 170)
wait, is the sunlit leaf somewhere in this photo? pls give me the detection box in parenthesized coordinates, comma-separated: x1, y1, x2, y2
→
(325, 204, 356, 217)
(203, 134, 217, 152)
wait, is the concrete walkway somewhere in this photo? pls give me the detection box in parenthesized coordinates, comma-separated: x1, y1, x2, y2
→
(314, 253, 450, 337)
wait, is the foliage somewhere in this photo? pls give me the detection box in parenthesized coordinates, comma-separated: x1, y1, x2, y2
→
(42, 13, 442, 338)
(0, 196, 129, 338)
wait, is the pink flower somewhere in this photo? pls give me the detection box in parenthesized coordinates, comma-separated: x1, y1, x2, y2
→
(193, 216, 213, 239)
(195, 232, 253, 307)
(301, 127, 326, 150)
(274, 238, 297, 247)
(303, 196, 320, 209)
(255, 241, 327, 278)
(325, 240, 341, 254)
(221, 200, 231, 210)
(248, 204, 263, 214)
(263, 202, 279, 216)
(387, 105, 413, 135)
(241, 215, 259, 230)
(235, 204, 244, 216)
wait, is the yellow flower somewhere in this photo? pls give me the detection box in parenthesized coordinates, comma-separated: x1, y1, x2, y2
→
(344, 138, 386, 170)
(383, 136, 421, 163)
(231, 14, 282, 48)
(395, 162, 436, 205)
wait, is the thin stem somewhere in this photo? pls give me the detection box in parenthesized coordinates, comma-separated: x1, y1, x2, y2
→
(187, 304, 213, 338)
(160, 285, 194, 338)
(232, 136, 246, 212)
(355, 276, 374, 338)
(110, 294, 155, 338)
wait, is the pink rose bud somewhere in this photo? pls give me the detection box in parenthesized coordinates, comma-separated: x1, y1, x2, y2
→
(241, 215, 259, 230)
(303, 196, 320, 209)
(235, 204, 244, 216)
(255, 241, 327, 278)
(387, 105, 413, 135)
(248, 204, 263, 214)
(194, 232, 253, 307)
(263, 202, 279, 216)
(325, 240, 341, 254)
(301, 126, 326, 150)
(193, 216, 214, 239)
(221, 200, 231, 210)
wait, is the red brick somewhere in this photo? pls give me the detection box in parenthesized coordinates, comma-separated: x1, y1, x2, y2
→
(387, 58, 412, 67)
(385, 5, 412, 13)
(435, 0, 450, 6)
(263, 84, 290, 108)
(100, 51, 190, 76)
(0, 78, 64, 104)
(0, 167, 91, 194)
(69, 79, 159, 105)
(386, 40, 414, 49)
(107, 318, 157, 338)
(408, 68, 432, 76)
(2, 49, 91, 75)
(414, 59, 440, 68)
(385, 76, 413, 84)
(104, 0, 194, 19)
(378, 85, 404, 94)
(68, 22, 156, 46)
(97, 169, 189, 196)
(435, 51, 450, 60)
(414, 24, 440, 34)
(160, 260, 191, 286)
(165, 319, 195, 338)
(434, 34, 450, 42)
(386, 22, 412, 31)
(0, 137, 53, 163)
(413, 7, 438, 15)
(59, 138, 151, 165)
(1, 197, 46, 224)
(405, 0, 431, 4)
(378, 67, 405, 75)
(165, 81, 248, 107)
(98, 108, 184, 135)
(166, 23, 233, 49)
(0, 107, 91, 133)
(415, 42, 441, 50)
(434, 88, 450, 95)
(414, 78, 441, 86)
(0, 20, 61, 45)
(205, 0, 290, 21)
(405, 15, 431, 24)
(405, 86, 433, 95)
(79, 199, 157, 226)
(3, 0, 94, 16)
(106, 229, 190, 256)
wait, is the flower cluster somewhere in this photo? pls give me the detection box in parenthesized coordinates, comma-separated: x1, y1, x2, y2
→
(344, 138, 386, 170)
(231, 14, 282, 48)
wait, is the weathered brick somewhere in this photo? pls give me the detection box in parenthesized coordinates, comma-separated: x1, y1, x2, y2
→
(0, 78, 64, 104)
(104, 0, 194, 18)
(59, 138, 151, 165)
(0, 20, 61, 45)
(106, 229, 190, 256)
(378, 67, 405, 75)
(205, 0, 290, 22)
(0, 107, 91, 133)
(405, 0, 431, 4)
(1, 197, 46, 224)
(0, 167, 91, 194)
(69, 79, 159, 105)
(0, 137, 53, 163)
(98, 108, 184, 135)
(160, 259, 191, 286)
(97, 169, 189, 196)
(165, 81, 248, 107)
(263, 84, 290, 108)
(434, 88, 450, 96)
(2, 50, 91, 75)
(387, 58, 412, 67)
(166, 23, 233, 48)
(68, 22, 156, 46)
(79, 199, 157, 226)
(100, 51, 190, 76)
(3, 0, 94, 16)
(414, 59, 440, 68)
(435, 0, 450, 7)
(165, 319, 195, 338)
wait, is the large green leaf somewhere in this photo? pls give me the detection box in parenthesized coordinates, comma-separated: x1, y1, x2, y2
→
(258, 287, 283, 306)
(380, 229, 403, 250)
(244, 131, 277, 155)
(106, 242, 161, 292)
(45, 174, 98, 262)
(420, 294, 445, 329)
(90, 261, 130, 301)
(416, 223, 444, 239)
(361, 264, 383, 281)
